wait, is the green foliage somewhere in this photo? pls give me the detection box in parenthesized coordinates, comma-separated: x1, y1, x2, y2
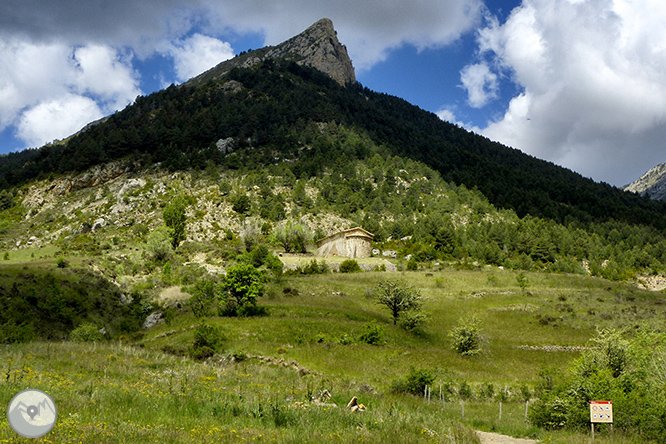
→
(284, 259, 328, 276)
(449, 316, 482, 356)
(374, 279, 423, 325)
(358, 322, 383, 345)
(145, 226, 173, 263)
(163, 195, 188, 248)
(0, 266, 149, 341)
(339, 259, 362, 273)
(406, 257, 418, 271)
(0, 321, 36, 344)
(232, 194, 251, 215)
(392, 367, 436, 395)
(516, 272, 529, 292)
(190, 323, 224, 360)
(397, 310, 427, 332)
(69, 323, 105, 342)
(0, 190, 14, 211)
(56, 257, 69, 268)
(219, 264, 265, 316)
(529, 328, 666, 441)
(272, 222, 311, 253)
(188, 280, 218, 318)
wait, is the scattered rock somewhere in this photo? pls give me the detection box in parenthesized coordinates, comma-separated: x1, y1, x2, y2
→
(118, 178, 146, 199)
(143, 312, 163, 329)
(119, 294, 132, 305)
(92, 218, 107, 231)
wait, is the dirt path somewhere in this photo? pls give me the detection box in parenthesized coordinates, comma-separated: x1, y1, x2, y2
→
(476, 431, 538, 444)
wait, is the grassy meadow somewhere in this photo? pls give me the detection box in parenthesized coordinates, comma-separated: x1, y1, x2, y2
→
(2, 264, 662, 443)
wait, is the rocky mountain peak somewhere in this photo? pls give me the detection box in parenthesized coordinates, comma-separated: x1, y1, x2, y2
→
(188, 18, 355, 87)
(623, 162, 666, 201)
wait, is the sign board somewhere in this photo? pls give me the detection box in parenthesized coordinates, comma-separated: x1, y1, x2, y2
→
(590, 401, 613, 423)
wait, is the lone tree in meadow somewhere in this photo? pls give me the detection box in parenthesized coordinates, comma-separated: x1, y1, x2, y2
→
(375, 279, 423, 325)
(219, 264, 265, 316)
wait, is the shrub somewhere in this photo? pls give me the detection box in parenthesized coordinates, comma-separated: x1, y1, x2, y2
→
(219, 264, 265, 316)
(190, 323, 223, 360)
(240, 219, 263, 251)
(392, 367, 436, 395)
(272, 222, 311, 253)
(188, 280, 218, 318)
(339, 259, 362, 273)
(528, 397, 569, 430)
(56, 257, 69, 268)
(338, 334, 354, 345)
(232, 194, 251, 215)
(0, 321, 36, 344)
(374, 279, 423, 325)
(359, 322, 383, 345)
(145, 226, 173, 263)
(449, 316, 482, 356)
(70, 323, 105, 342)
(397, 310, 427, 332)
(163, 196, 188, 248)
(406, 257, 418, 271)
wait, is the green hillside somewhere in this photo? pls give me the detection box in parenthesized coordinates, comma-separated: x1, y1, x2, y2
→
(1, 60, 665, 231)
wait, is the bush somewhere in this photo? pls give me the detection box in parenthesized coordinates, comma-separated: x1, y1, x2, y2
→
(392, 367, 436, 395)
(449, 316, 482, 356)
(273, 222, 311, 253)
(219, 264, 265, 316)
(0, 321, 36, 344)
(163, 196, 188, 248)
(359, 322, 383, 345)
(339, 259, 362, 273)
(232, 194, 251, 215)
(190, 323, 223, 360)
(374, 279, 423, 325)
(56, 257, 69, 268)
(145, 226, 173, 263)
(406, 257, 418, 271)
(70, 323, 105, 342)
(397, 310, 427, 331)
(188, 280, 218, 318)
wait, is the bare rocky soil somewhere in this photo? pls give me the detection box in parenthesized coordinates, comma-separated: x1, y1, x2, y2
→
(476, 431, 538, 444)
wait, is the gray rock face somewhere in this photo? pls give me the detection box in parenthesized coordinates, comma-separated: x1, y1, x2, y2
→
(264, 18, 356, 86)
(624, 162, 666, 201)
(188, 18, 355, 87)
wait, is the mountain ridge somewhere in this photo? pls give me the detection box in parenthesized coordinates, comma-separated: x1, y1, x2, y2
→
(187, 18, 355, 87)
(624, 162, 666, 201)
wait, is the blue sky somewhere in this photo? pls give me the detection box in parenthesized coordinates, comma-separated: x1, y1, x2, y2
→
(1, 0, 666, 187)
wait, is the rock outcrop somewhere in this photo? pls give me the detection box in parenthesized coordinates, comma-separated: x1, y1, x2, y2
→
(188, 18, 355, 87)
(623, 162, 666, 201)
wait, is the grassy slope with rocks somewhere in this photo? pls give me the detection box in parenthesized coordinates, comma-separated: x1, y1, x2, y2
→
(1, 133, 666, 441)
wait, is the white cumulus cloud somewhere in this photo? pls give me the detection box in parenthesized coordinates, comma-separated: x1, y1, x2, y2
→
(17, 95, 104, 147)
(0, 39, 141, 147)
(162, 33, 235, 82)
(460, 62, 498, 108)
(473, 0, 666, 185)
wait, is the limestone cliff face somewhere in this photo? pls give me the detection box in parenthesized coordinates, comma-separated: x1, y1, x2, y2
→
(264, 18, 355, 86)
(188, 18, 355, 87)
(624, 162, 666, 201)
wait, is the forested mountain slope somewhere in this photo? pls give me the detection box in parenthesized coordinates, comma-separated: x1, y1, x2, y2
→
(0, 21, 664, 231)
